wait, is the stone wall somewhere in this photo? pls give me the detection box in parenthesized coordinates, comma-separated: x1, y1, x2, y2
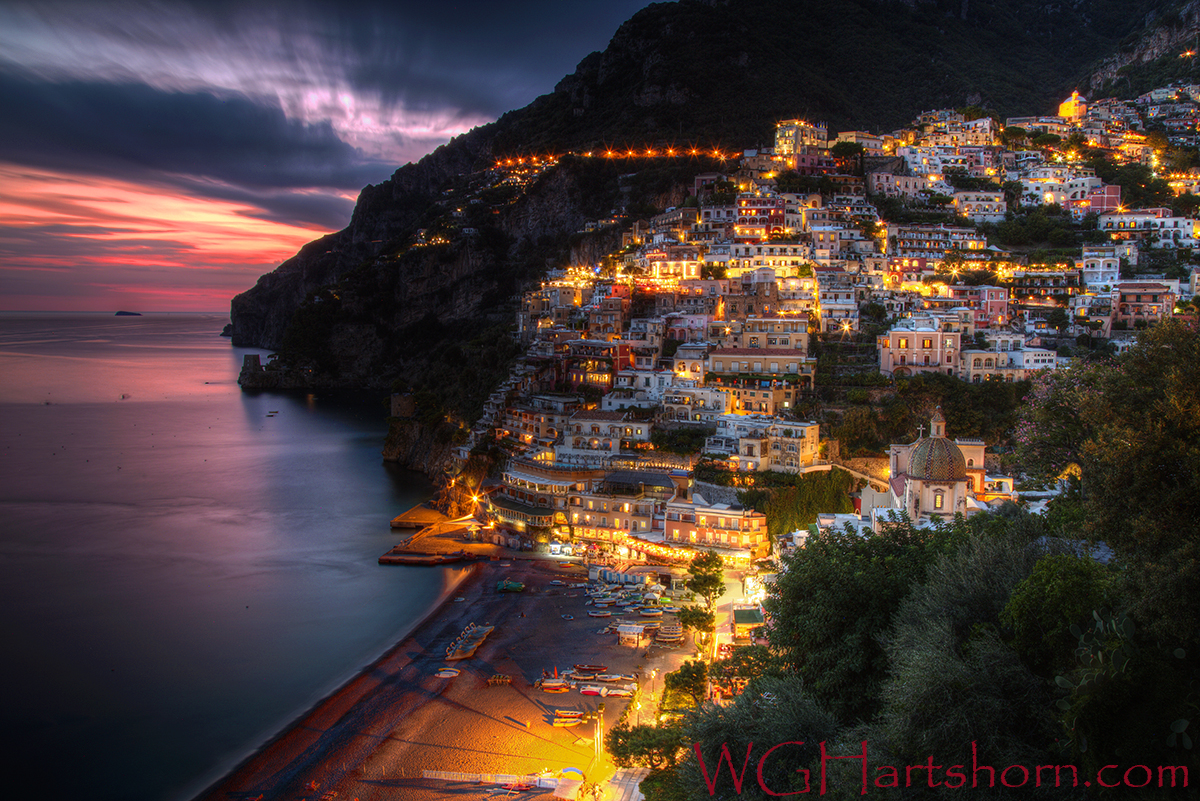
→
(692, 481, 740, 506)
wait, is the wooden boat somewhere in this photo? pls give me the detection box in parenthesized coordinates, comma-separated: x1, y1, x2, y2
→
(551, 716, 583, 727)
(435, 667, 460, 678)
(573, 664, 606, 673)
(579, 685, 604, 696)
(500, 782, 536, 792)
(604, 685, 634, 697)
(639, 608, 663, 617)
(587, 610, 612, 617)
(554, 709, 585, 719)
(540, 683, 571, 694)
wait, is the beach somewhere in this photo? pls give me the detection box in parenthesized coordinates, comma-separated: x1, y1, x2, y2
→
(196, 550, 689, 801)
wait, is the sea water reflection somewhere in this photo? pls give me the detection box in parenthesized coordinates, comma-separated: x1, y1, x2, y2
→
(0, 313, 451, 801)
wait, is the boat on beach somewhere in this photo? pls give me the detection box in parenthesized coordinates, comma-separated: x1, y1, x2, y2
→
(554, 709, 585, 719)
(573, 664, 607, 673)
(639, 608, 663, 617)
(587, 610, 612, 617)
(579, 685, 603, 696)
(446, 623, 495, 660)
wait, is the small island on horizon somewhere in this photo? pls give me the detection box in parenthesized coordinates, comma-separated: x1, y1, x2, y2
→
(114, 311, 142, 316)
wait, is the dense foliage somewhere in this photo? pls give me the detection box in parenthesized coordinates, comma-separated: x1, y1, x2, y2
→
(833, 372, 1029, 455)
(614, 323, 1200, 800)
(489, 0, 1162, 154)
(736, 468, 859, 538)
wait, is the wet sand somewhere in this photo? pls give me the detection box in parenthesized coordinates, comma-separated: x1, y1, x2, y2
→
(196, 555, 688, 801)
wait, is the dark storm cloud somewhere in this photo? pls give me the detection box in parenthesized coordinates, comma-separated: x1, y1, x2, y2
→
(0, 72, 393, 190)
(0, 0, 660, 310)
(171, 177, 358, 230)
(166, 0, 657, 118)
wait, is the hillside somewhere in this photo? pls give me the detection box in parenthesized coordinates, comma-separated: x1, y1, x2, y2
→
(229, 0, 1172, 418)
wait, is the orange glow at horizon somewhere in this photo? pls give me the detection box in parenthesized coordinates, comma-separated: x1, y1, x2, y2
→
(0, 163, 336, 310)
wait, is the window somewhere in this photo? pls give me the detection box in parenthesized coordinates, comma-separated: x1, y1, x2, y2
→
(934, 492, 945, 510)
(898, 337, 909, 349)
(923, 338, 932, 349)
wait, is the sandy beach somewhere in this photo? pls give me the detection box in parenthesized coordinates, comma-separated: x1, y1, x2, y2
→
(196, 548, 689, 801)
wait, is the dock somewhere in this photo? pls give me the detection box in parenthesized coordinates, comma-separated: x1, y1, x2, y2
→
(378, 550, 470, 566)
(389, 504, 449, 530)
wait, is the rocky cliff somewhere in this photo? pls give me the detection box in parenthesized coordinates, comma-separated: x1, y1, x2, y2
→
(1085, 1, 1200, 96)
(381, 418, 460, 475)
(229, 0, 1169, 400)
(229, 128, 498, 349)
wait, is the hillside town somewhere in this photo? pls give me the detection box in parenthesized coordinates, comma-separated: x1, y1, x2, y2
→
(412, 86, 1200, 573)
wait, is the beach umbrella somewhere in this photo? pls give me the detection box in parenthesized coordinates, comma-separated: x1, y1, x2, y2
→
(561, 767, 585, 779)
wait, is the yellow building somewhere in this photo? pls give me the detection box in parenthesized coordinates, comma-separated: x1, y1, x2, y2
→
(1059, 90, 1087, 121)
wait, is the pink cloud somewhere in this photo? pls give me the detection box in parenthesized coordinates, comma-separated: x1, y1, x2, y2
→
(0, 163, 329, 311)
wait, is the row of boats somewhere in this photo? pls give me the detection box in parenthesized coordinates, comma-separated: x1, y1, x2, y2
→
(538, 679, 636, 697)
(445, 623, 495, 660)
(537, 663, 636, 696)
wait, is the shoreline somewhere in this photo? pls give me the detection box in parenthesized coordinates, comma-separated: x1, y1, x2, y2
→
(190, 562, 480, 801)
(193, 553, 692, 801)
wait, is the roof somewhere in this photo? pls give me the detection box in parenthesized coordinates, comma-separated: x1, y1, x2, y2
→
(604, 470, 675, 488)
(710, 348, 810, 357)
(569, 410, 626, 421)
(733, 608, 765, 626)
(909, 436, 967, 482)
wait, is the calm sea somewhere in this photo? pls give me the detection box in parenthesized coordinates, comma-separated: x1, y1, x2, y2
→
(0, 313, 462, 801)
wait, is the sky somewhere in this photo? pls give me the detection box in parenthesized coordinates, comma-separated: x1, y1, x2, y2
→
(0, 0, 657, 311)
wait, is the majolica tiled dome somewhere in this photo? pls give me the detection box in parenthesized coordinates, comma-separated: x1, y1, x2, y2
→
(909, 435, 967, 481)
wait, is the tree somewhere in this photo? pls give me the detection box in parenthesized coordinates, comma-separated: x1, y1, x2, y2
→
(829, 140, 864, 159)
(1012, 363, 1110, 485)
(1001, 179, 1025, 209)
(1032, 132, 1061, 149)
(1000, 126, 1028, 149)
(1015, 320, 1200, 645)
(663, 660, 708, 708)
(708, 644, 781, 686)
(764, 515, 970, 720)
(1001, 554, 1115, 676)
(676, 606, 715, 638)
(864, 531, 1061, 772)
(1045, 307, 1070, 335)
(676, 675, 839, 801)
(608, 722, 687, 769)
(832, 405, 881, 454)
(685, 550, 725, 610)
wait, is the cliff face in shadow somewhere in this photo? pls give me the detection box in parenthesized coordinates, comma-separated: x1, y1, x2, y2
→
(230, 0, 1167, 410)
(229, 128, 498, 349)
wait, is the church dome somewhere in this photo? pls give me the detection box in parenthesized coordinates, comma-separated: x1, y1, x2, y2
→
(909, 435, 967, 482)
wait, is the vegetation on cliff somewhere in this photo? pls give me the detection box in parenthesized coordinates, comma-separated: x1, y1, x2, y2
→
(231, 0, 1171, 423)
